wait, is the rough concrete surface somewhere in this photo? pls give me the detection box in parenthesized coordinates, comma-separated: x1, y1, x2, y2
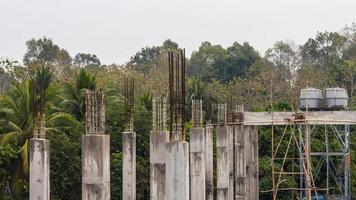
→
(165, 141, 189, 200)
(30, 138, 50, 200)
(82, 135, 110, 200)
(150, 131, 169, 200)
(190, 127, 206, 200)
(123, 131, 136, 200)
(205, 125, 214, 200)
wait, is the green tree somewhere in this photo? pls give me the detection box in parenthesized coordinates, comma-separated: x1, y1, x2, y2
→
(61, 69, 97, 121)
(0, 67, 79, 199)
(188, 41, 227, 80)
(23, 37, 72, 77)
(129, 39, 179, 75)
(73, 53, 101, 68)
(265, 40, 301, 83)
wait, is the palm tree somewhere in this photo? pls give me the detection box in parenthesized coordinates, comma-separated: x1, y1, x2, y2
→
(61, 69, 96, 121)
(187, 76, 206, 100)
(0, 66, 80, 199)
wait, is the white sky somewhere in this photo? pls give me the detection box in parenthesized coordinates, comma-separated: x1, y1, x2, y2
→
(0, 0, 355, 65)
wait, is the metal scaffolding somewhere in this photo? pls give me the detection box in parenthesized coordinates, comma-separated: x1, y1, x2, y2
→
(260, 112, 353, 200)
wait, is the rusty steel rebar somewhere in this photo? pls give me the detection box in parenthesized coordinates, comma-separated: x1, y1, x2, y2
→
(168, 49, 186, 141)
(85, 90, 105, 135)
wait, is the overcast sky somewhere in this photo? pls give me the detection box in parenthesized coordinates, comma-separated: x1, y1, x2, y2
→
(0, 0, 355, 65)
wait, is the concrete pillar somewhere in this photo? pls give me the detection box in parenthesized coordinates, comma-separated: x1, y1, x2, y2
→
(30, 138, 50, 200)
(165, 141, 189, 200)
(228, 126, 234, 200)
(82, 135, 110, 200)
(205, 125, 214, 200)
(244, 126, 259, 200)
(190, 127, 206, 200)
(234, 125, 245, 200)
(216, 126, 233, 200)
(150, 131, 170, 200)
(123, 131, 136, 200)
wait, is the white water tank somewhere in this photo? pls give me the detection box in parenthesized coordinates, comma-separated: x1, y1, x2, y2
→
(324, 87, 348, 109)
(300, 88, 323, 110)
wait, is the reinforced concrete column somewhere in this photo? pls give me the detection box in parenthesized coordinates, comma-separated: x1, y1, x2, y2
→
(234, 125, 245, 200)
(30, 138, 50, 200)
(123, 131, 136, 200)
(205, 125, 214, 200)
(244, 125, 259, 200)
(190, 127, 206, 200)
(166, 141, 190, 200)
(82, 135, 110, 200)
(150, 131, 169, 200)
(216, 126, 233, 200)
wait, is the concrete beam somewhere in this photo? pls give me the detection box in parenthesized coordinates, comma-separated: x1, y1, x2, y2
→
(30, 138, 50, 200)
(82, 135, 110, 200)
(190, 127, 206, 200)
(150, 131, 170, 200)
(216, 126, 233, 200)
(242, 111, 356, 125)
(166, 141, 189, 200)
(205, 125, 214, 200)
(123, 131, 136, 200)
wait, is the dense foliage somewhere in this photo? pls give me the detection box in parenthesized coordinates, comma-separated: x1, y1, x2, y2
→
(0, 23, 356, 199)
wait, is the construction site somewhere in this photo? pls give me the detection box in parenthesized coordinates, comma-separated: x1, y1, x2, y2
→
(26, 50, 355, 200)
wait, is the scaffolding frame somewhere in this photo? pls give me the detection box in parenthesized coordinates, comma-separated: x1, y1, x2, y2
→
(244, 111, 355, 200)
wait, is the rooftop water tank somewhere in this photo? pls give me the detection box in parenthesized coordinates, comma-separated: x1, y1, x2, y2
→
(300, 88, 323, 110)
(324, 87, 348, 110)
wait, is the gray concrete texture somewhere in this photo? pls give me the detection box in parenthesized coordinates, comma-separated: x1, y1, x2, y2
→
(82, 135, 110, 200)
(205, 125, 214, 200)
(30, 138, 50, 200)
(190, 127, 206, 200)
(150, 131, 170, 200)
(165, 141, 190, 200)
(123, 131, 136, 200)
(216, 126, 234, 200)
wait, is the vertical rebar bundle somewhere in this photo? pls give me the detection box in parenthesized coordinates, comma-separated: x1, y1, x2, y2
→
(205, 95, 213, 125)
(168, 49, 186, 141)
(192, 99, 203, 128)
(218, 103, 227, 126)
(33, 112, 46, 138)
(124, 77, 134, 131)
(152, 95, 167, 131)
(85, 90, 105, 135)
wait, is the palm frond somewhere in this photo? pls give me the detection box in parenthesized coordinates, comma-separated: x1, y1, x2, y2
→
(0, 131, 22, 145)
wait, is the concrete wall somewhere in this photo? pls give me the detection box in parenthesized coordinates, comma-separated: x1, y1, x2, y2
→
(150, 131, 170, 200)
(190, 127, 206, 200)
(216, 126, 233, 200)
(166, 141, 189, 200)
(205, 125, 214, 200)
(30, 138, 50, 200)
(82, 135, 110, 200)
(123, 131, 136, 200)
